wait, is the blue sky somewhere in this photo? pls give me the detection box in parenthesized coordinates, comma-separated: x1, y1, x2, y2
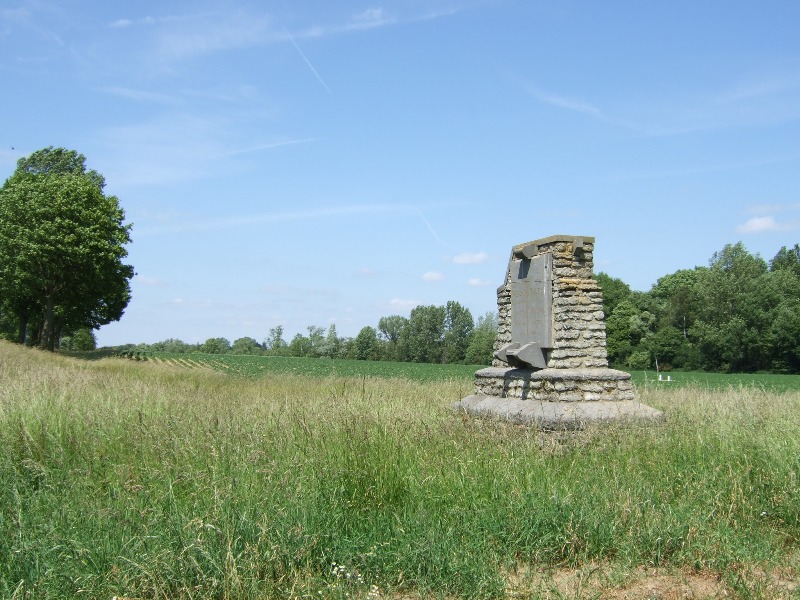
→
(2, 1, 799, 347)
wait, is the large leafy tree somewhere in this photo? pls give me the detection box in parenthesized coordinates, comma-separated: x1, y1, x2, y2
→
(400, 304, 446, 363)
(230, 336, 262, 355)
(378, 314, 408, 360)
(0, 147, 133, 350)
(264, 325, 288, 354)
(464, 311, 497, 365)
(353, 326, 379, 361)
(200, 337, 231, 354)
(692, 243, 771, 371)
(595, 272, 632, 317)
(770, 244, 800, 277)
(442, 300, 474, 363)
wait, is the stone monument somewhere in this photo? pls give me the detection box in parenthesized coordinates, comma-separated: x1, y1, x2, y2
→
(453, 235, 663, 428)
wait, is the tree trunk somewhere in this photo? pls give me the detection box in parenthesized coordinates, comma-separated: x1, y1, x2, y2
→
(40, 295, 55, 351)
(17, 313, 28, 345)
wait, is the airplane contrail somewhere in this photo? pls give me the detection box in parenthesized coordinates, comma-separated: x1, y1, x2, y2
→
(415, 209, 458, 250)
(283, 25, 332, 95)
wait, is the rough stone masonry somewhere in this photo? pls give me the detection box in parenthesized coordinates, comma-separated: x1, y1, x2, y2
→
(453, 235, 663, 429)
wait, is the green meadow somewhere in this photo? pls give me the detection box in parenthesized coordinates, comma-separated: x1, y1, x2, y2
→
(2, 342, 799, 598)
(118, 350, 800, 392)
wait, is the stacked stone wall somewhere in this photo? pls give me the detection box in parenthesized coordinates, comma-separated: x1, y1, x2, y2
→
(492, 238, 608, 369)
(474, 367, 634, 402)
(492, 265, 512, 367)
(461, 234, 654, 419)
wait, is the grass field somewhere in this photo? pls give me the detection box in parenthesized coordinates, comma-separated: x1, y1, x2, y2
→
(120, 350, 800, 393)
(2, 341, 799, 598)
(130, 351, 482, 382)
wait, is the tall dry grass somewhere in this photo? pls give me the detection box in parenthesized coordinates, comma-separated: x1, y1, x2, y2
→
(1, 341, 798, 598)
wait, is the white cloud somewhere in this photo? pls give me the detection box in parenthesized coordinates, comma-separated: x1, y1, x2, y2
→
(745, 203, 800, 215)
(527, 86, 603, 118)
(98, 86, 179, 105)
(109, 18, 133, 29)
(525, 68, 800, 138)
(135, 204, 413, 236)
(736, 215, 800, 233)
(169, 297, 213, 309)
(154, 11, 273, 62)
(467, 278, 492, 287)
(385, 298, 418, 312)
(109, 15, 159, 29)
(452, 251, 488, 265)
(93, 113, 231, 187)
(134, 275, 160, 286)
(422, 271, 444, 281)
(354, 267, 377, 278)
(347, 8, 392, 30)
(738, 216, 779, 233)
(219, 138, 322, 158)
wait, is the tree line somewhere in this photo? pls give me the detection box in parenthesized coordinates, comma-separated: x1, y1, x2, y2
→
(597, 242, 800, 374)
(119, 302, 499, 365)
(120, 241, 799, 374)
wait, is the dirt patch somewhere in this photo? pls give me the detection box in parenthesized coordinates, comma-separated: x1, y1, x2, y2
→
(506, 565, 728, 599)
(612, 571, 726, 599)
(506, 562, 800, 599)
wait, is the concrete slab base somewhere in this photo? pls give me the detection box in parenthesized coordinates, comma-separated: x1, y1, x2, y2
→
(453, 394, 665, 430)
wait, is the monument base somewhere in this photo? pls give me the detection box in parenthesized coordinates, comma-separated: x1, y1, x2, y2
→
(474, 366, 636, 402)
(453, 367, 664, 429)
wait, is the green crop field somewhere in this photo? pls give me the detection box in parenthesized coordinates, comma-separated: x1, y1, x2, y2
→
(629, 369, 800, 393)
(133, 351, 482, 382)
(3, 341, 800, 598)
(121, 350, 800, 393)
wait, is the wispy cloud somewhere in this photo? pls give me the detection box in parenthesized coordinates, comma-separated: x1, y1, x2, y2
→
(607, 155, 800, 182)
(737, 207, 800, 234)
(219, 138, 322, 157)
(134, 275, 161, 286)
(737, 217, 781, 234)
(135, 204, 418, 236)
(93, 108, 315, 187)
(98, 86, 180, 105)
(422, 271, 444, 282)
(714, 72, 800, 105)
(745, 203, 800, 215)
(94, 114, 230, 186)
(154, 10, 274, 62)
(108, 15, 179, 29)
(261, 284, 338, 299)
(452, 251, 489, 265)
(343, 8, 394, 32)
(0, 2, 64, 49)
(384, 298, 419, 312)
(354, 267, 378, 278)
(169, 297, 214, 309)
(467, 278, 492, 287)
(298, 4, 462, 39)
(107, 4, 464, 70)
(526, 86, 604, 119)
(526, 68, 800, 137)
